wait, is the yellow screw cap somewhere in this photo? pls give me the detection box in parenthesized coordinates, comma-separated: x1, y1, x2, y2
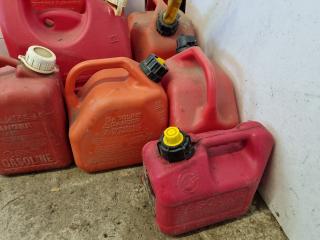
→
(163, 127, 184, 147)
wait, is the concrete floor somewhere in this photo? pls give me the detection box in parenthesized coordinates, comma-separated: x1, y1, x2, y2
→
(0, 166, 287, 240)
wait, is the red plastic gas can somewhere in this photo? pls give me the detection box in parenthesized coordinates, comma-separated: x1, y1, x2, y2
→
(142, 121, 274, 235)
(162, 35, 239, 133)
(128, 0, 195, 61)
(0, 46, 72, 175)
(0, 0, 131, 85)
(32, 0, 86, 13)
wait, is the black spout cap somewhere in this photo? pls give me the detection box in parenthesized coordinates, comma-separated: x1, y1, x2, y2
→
(156, 12, 179, 37)
(176, 35, 198, 53)
(157, 127, 195, 163)
(140, 54, 168, 83)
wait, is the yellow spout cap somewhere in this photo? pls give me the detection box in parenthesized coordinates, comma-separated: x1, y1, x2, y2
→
(163, 0, 183, 25)
(163, 127, 184, 147)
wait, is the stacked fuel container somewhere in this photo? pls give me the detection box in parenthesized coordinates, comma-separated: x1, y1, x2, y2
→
(65, 55, 168, 173)
(0, 0, 275, 237)
(0, 0, 131, 87)
(139, 2, 275, 234)
(129, 0, 195, 61)
(0, 46, 72, 175)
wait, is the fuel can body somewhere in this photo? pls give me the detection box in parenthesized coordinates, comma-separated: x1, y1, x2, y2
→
(142, 122, 274, 235)
(65, 57, 168, 173)
(128, 0, 195, 61)
(0, 53, 72, 175)
(162, 46, 239, 133)
(0, 0, 131, 86)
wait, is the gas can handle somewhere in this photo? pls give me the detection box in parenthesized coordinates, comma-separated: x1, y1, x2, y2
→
(23, 1, 85, 15)
(200, 130, 250, 150)
(65, 57, 144, 108)
(199, 122, 274, 155)
(0, 56, 18, 68)
(10, 1, 84, 31)
(199, 122, 274, 177)
(38, 10, 82, 30)
(177, 47, 216, 107)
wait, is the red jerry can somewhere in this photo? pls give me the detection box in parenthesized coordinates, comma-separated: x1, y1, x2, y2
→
(0, 0, 131, 86)
(128, 0, 195, 61)
(145, 0, 186, 12)
(65, 55, 168, 173)
(142, 122, 275, 235)
(31, 0, 86, 13)
(162, 35, 239, 133)
(0, 46, 72, 175)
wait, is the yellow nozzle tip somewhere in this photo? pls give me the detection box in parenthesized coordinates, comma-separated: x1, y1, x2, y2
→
(156, 57, 166, 65)
(163, 127, 184, 147)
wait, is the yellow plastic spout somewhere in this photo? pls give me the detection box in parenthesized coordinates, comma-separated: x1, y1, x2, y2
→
(163, 127, 184, 147)
(163, 0, 183, 25)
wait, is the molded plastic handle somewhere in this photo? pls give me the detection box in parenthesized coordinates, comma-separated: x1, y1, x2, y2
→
(9, 1, 84, 30)
(39, 10, 82, 30)
(6, 0, 112, 35)
(200, 130, 250, 150)
(199, 122, 274, 160)
(0, 56, 18, 68)
(65, 57, 146, 109)
(176, 47, 216, 110)
(197, 122, 274, 192)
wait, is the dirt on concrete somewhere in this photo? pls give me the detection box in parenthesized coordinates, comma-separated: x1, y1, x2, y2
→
(0, 166, 288, 240)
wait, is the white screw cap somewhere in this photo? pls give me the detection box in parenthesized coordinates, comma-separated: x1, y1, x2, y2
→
(107, 0, 128, 16)
(18, 46, 57, 74)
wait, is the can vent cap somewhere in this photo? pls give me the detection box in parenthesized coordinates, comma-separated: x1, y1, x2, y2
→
(176, 35, 198, 53)
(140, 54, 168, 83)
(18, 45, 57, 74)
(163, 127, 184, 147)
(156, 12, 179, 36)
(158, 127, 195, 163)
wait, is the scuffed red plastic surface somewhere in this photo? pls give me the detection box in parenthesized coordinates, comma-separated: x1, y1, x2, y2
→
(0, 61, 72, 175)
(0, 0, 131, 86)
(32, 0, 85, 13)
(65, 58, 168, 173)
(143, 121, 274, 235)
(162, 46, 239, 133)
(128, 0, 195, 61)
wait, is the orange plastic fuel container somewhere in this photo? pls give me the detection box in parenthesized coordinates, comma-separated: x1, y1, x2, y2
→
(0, 46, 72, 175)
(65, 55, 168, 173)
(128, 0, 195, 61)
